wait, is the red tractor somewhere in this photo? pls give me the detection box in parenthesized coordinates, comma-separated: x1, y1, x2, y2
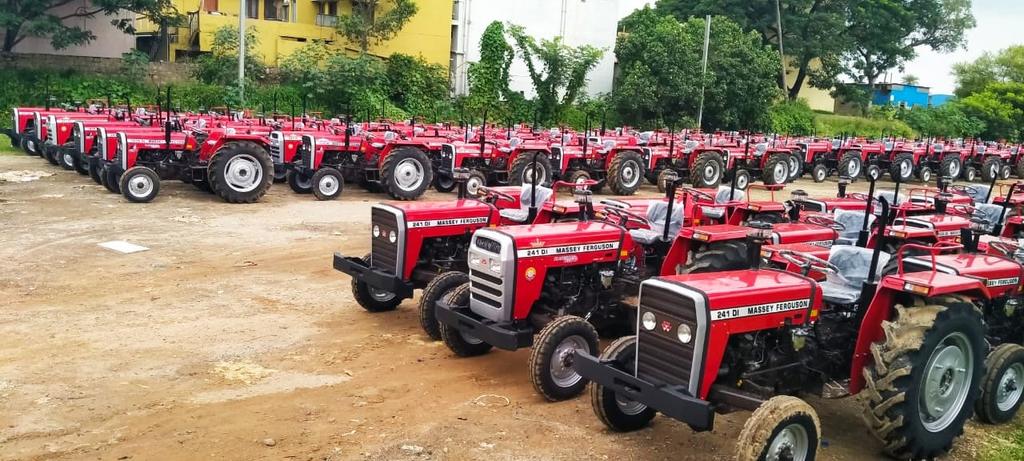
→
(572, 199, 995, 459)
(724, 141, 795, 187)
(642, 138, 728, 189)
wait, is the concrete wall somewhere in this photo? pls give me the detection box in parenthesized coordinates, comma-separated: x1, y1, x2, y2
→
(452, 0, 623, 98)
(6, 0, 136, 58)
(0, 53, 190, 85)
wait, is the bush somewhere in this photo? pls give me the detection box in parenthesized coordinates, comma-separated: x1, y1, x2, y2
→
(767, 99, 815, 135)
(813, 113, 916, 138)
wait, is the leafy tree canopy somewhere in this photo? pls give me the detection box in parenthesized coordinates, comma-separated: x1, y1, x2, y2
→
(0, 0, 182, 52)
(953, 45, 1024, 98)
(336, 0, 418, 54)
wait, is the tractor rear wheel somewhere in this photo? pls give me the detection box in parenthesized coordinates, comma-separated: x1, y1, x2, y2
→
(529, 315, 600, 401)
(681, 240, 748, 274)
(656, 169, 675, 193)
(982, 157, 1002, 183)
(942, 155, 963, 179)
(691, 152, 724, 188)
(890, 153, 915, 182)
(607, 150, 645, 195)
(590, 335, 656, 431)
(840, 151, 863, 179)
(509, 152, 553, 187)
(311, 167, 344, 201)
(350, 253, 403, 312)
(763, 154, 789, 185)
(382, 147, 433, 200)
(119, 166, 161, 203)
(736, 396, 820, 461)
(438, 283, 493, 357)
(287, 170, 313, 194)
(786, 152, 803, 182)
(861, 299, 985, 460)
(208, 141, 273, 203)
(975, 343, 1024, 425)
(418, 271, 469, 340)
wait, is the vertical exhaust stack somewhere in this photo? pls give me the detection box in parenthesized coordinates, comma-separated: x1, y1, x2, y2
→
(745, 222, 773, 269)
(662, 171, 681, 242)
(857, 174, 877, 248)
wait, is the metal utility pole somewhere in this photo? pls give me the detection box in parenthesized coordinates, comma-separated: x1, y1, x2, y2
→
(696, 15, 711, 131)
(775, 0, 787, 93)
(238, 0, 247, 104)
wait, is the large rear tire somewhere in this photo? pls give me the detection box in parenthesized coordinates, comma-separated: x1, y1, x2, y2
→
(981, 156, 1002, 183)
(736, 396, 820, 461)
(606, 150, 645, 195)
(691, 152, 724, 188)
(786, 152, 803, 182)
(208, 141, 273, 203)
(381, 147, 433, 200)
(509, 152, 553, 187)
(529, 315, 600, 401)
(350, 253, 403, 312)
(861, 299, 985, 460)
(681, 240, 748, 274)
(840, 151, 863, 179)
(439, 283, 494, 357)
(763, 154, 789, 185)
(889, 153, 915, 183)
(590, 336, 656, 432)
(418, 271, 469, 340)
(942, 155, 963, 179)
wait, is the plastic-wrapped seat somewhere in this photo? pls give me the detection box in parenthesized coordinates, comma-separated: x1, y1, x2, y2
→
(500, 184, 553, 223)
(961, 185, 991, 204)
(629, 200, 685, 245)
(701, 186, 745, 220)
(973, 203, 1008, 233)
(820, 245, 891, 305)
(833, 209, 874, 245)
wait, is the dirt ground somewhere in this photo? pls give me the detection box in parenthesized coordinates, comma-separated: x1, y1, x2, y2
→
(0, 153, 1015, 460)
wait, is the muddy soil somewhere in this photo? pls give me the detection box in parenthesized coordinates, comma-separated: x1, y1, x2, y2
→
(0, 154, 1010, 460)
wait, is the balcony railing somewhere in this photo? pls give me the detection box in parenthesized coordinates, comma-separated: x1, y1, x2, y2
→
(316, 14, 338, 27)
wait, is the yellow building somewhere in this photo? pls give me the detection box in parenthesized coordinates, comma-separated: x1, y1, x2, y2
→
(784, 57, 835, 113)
(136, 0, 453, 67)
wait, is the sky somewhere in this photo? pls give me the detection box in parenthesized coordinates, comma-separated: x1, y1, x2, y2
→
(616, 0, 1022, 95)
(896, 0, 1022, 94)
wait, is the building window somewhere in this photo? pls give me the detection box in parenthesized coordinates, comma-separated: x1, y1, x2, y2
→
(247, 0, 258, 18)
(264, 0, 291, 21)
(203, 0, 218, 12)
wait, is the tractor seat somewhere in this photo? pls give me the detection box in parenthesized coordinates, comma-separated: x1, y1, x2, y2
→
(833, 209, 874, 245)
(701, 186, 746, 220)
(962, 185, 991, 205)
(500, 184, 553, 223)
(629, 200, 685, 245)
(820, 245, 890, 305)
(875, 191, 906, 209)
(973, 203, 1008, 232)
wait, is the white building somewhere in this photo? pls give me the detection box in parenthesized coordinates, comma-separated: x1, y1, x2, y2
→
(9, 1, 136, 58)
(451, 0, 651, 98)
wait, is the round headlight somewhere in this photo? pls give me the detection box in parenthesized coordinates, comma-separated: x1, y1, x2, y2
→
(388, 230, 397, 243)
(677, 324, 693, 344)
(372, 225, 380, 237)
(641, 311, 656, 331)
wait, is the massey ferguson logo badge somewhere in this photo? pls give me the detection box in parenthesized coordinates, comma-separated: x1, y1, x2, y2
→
(408, 217, 489, 228)
(987, 277, 1020, 287)
(529, 238, 545, 248)
(660, 320, 672, 332)
(517, 241, 619, 258)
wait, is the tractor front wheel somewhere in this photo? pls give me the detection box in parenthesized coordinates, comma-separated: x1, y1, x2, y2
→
(382, 147, 433, 200)
(433, 172, 456, 193)
(287, 170, 313, 194)
(88, 159, 102, 184)
(103, 165, 123, 194)
(982, 157, 1002, 183)
(812, 164, 828, 183)
(736, 396, 820, 461)
(350, 253, 403, 312)
(861, 298, 985, 460)
(58, 147, 76, 171)
(918, 166, 933, 183)
(208, 141, 273, 203)
(890, 153, 915, 182)
(975, 343, 1024, 425)
(438, 283, 493, 357)
(529, 315, 600, 401)
(607, 150, 645, 195)
(119, 166, 161, 203)
(312, 167, 344, 201)
(763, 154, 789, 185)
(418, 271, 469, 340)
(590, 335, 656, 431)
(466, 169, 487, 196)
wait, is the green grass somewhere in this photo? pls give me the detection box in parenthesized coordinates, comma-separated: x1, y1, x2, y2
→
(813, 113, 916, 138)
(0, 140, 18, 156)
(981, 423, 1024, 461)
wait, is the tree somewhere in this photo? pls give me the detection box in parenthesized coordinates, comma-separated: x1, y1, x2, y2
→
(385, 53, 449, 116)
(191, 26, 267, 88)
(958, 82, 1024, 141)
(336, 0, 418, 54)
(844, 0, 974, 88)
(654, 0, 848, 101)
(0, 0, 182, 53)
(466, 21, 514, 116)
(614, 9, 781, 129)
(953, 45, 1024, 97)
(902, 74, 919, 86)
(506, 24, 603, 124)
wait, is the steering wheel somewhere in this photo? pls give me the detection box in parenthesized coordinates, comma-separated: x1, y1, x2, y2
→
(679, 187, 716, 203)
(804, 214, 846, 232)
(476, 186, 516, 204)
(988, 240, 1020, 258)
(777, 250, 840, 276)
(947, 203, 975, 217)
(948, 184, 979, 197)
(602, 207, 650, 229)
(848, 192, 871, 201)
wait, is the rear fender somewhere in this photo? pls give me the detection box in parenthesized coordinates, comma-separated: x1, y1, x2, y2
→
(660, 235, 693, 276)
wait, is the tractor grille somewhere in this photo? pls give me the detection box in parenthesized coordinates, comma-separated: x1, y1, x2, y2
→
(550, 146, 562, 168)
(635, 281, 703, 395)
(301, 135, 315, 169)
(440, 144, 455, 171)
(468, 232, 514, 322)
(268, 132, 284, 163)
(46, 117, 56, 144)
(73, 122, 84, 153)
(370, 206, 401, 273)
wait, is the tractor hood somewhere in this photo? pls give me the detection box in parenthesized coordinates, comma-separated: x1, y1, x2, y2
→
(903, 253, 1024, 296)
(384, 199, 497, 227)
(892, 215, 970, 239)
(498, 221, 626, 257)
